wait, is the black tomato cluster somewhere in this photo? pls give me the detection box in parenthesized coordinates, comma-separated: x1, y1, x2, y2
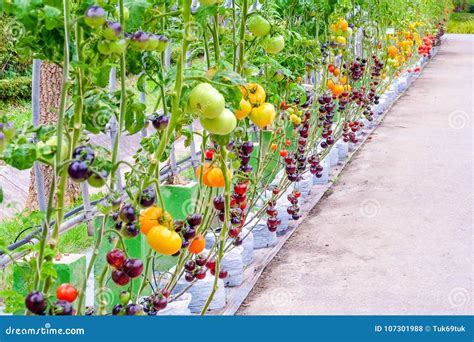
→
(106, 248, 144, 286)
(112, 203, 139, 238)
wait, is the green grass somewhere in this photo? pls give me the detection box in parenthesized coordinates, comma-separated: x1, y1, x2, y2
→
(0, 99, 32, 127)
(0, 194, 104, 292)
(447, 12, 474, 34)
(0, 191, 105, 255)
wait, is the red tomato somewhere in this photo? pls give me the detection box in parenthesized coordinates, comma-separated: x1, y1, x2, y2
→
(56, 283, 78, 303)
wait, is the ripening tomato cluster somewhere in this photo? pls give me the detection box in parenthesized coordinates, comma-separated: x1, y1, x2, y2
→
(418, 35, 434, 57)
(25, 284, 78, 316)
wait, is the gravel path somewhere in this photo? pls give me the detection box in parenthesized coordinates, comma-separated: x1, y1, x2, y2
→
(238, 34, 473, 315)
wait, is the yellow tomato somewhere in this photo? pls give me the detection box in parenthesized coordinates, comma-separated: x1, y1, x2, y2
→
(241, 83, 266, 105)
(235, 99, 252, 120)
(147, 225, 182, 255)
(249, 103, 276, 128)
(290, 114, 301, 125)
(336, 36, 346, 45)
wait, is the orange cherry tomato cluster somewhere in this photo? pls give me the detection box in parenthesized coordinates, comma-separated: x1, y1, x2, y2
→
(196, 163, 232, 187)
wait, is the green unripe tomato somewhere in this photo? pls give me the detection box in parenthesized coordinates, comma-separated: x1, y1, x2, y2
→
(262, 35, 285, 54)
(244, 32, 255, 42)
(97, 40, 111, 55)
(84, 6, 106, 29)
(234, 126, 245, 138)
(231, 160, 241, 169)
(247, 15, 271, 37)
(88, 170, 108, 188)
(109, 39, 127, 54)
(115, 6, 130, 21)
(200, 109, 237, 135)
(119, 291, 131, 305)
(273, 70, 285, 82)
(344, 27, 353, 38)
(188, 83, 226, 119)
(156, 35, 169, 52)
(146, 34, 160, 51)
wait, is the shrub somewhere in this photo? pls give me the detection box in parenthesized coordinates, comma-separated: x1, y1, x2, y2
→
(447, 12, 474, 33)
(0, 77, 31, 101)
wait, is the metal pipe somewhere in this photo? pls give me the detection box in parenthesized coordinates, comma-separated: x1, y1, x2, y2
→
(31, 59, 47, 212)
(0, 208, 98, 267)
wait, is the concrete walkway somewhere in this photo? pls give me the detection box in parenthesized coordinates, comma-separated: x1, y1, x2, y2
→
(238, 34, 473, 315)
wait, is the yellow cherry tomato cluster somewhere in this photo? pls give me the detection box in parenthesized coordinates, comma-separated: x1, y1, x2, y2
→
(329, 19, 352, 47)
(286, 106, 303, 125)
(238, 83, 276, 129)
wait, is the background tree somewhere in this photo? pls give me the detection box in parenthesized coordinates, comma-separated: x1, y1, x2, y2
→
(25, 62, 79, 210)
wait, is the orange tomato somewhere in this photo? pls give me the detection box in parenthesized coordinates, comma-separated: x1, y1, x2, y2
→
(196, 163, 211, 185)
(207, 167, 226, 187)
(340, 75, 347, 85)
(387, 45, 398, 58)
(327, 79, 335, 91)
(332, 84, 344, 96)
(188, 235, 205, 254)
(333, 68, 340, 77)
(271, 143, 277, 151)
(338, 19, 348, 32)
(196, 163, 231, 187)
(139, 206, 163, 235)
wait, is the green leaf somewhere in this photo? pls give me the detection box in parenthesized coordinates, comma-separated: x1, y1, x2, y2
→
(3, 143, 37, 170)
(93, 63, 113, 88)
(124, 0, 151, 31)
(124, 100, 146, 135)
(0, 290, 25, 314)
(40, 261, 58, 280)
(41, 5, 62, 30)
